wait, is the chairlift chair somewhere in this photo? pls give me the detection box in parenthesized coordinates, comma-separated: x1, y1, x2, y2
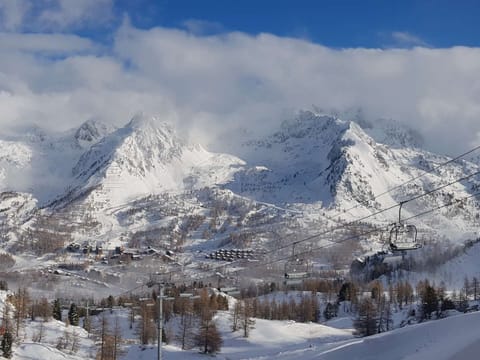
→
(389, 202, 421, 252)
(284, 243, 310, 283)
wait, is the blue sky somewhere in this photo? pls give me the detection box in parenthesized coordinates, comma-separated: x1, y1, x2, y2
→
(3, 0, 478, 48)
(113, 0, 478, 48)
(0, 0, 480, 156)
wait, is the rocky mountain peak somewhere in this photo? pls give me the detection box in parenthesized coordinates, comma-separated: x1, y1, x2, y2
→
(74, 119, 113, 147)
(71, 115, 182, 180)
(59, 114, 245, 209)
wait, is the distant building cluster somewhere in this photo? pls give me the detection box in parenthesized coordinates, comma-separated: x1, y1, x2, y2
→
(66, 242, 103, 255)
(64, 242, 175, 264)
(205, 249, 254, 262)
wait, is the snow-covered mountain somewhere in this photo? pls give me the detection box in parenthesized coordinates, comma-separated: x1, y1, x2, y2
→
(51, 114, 244, 209)
(0, 111, 479, 260)
(230, 111, 480, 231)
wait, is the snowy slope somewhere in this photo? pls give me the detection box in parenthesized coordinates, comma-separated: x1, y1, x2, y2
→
(0, 290, 95, 360)
(103, 306, 353, 360)
(314, 311, 480, 360)
(13, 320, 95, 360)
(3, 290, 480, 360)
(0, 191, 37, 243)
(389, 240, 480, 290)
(85, 305, 480, 360)
(0, 140, 32, 190)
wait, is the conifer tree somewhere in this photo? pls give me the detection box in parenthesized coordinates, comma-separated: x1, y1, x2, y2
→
(338, 282, 357, 303)
(377, 295, 393, 333)
(98, 312, 110, 360)
(53, 299, 62, 321)
(37, 298, 52, 321)
(83, 313, 91, 334)
(107, 295, 115, 310)
(472, 277, 479, 301)
(68, 303, 79, 326)
(112, 315, 124, 360)
(419, 283, 438, 320)
(370, 281, 383, 304)
(323, 302, 337, 320)
(1, 329, 13, 358)
(463, 276, 471, 299)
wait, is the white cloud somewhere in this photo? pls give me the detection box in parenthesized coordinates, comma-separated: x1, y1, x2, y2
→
(0, 20, 480, 158)
(111, 25, 480, 154)
(390, 31, 430, 48)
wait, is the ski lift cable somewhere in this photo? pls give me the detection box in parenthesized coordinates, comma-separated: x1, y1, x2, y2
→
(85, 146, 480, 249)
(51, 167, 480, 302)
(243, 160, 480, 258)
(110, 189, 480, 300)
(258, 167, 480, 257)
(402, 191, 480, 223)
(193, 187, 480, 284)
(60, 144, 480, 270)
(106, 177, 480, 299)
(403, 168, 480, 204)
(341, 143, 480, 216)
(232, 189, 480, 277)
(159, 170, 480, 286)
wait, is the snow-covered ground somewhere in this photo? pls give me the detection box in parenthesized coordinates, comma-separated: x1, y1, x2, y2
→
(317, 312, 480, 360)
(2, 283, 480, 360)
(81, 309, 480, 360)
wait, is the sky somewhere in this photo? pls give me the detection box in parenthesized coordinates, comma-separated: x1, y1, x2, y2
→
(117, 0, 480, 48)
(0, 0, 480, 155)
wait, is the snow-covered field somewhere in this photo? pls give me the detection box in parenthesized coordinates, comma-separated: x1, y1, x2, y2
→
(133, 311, 480, 360)
(2, 290, 480, 360)
(318, 312, 480, 360)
